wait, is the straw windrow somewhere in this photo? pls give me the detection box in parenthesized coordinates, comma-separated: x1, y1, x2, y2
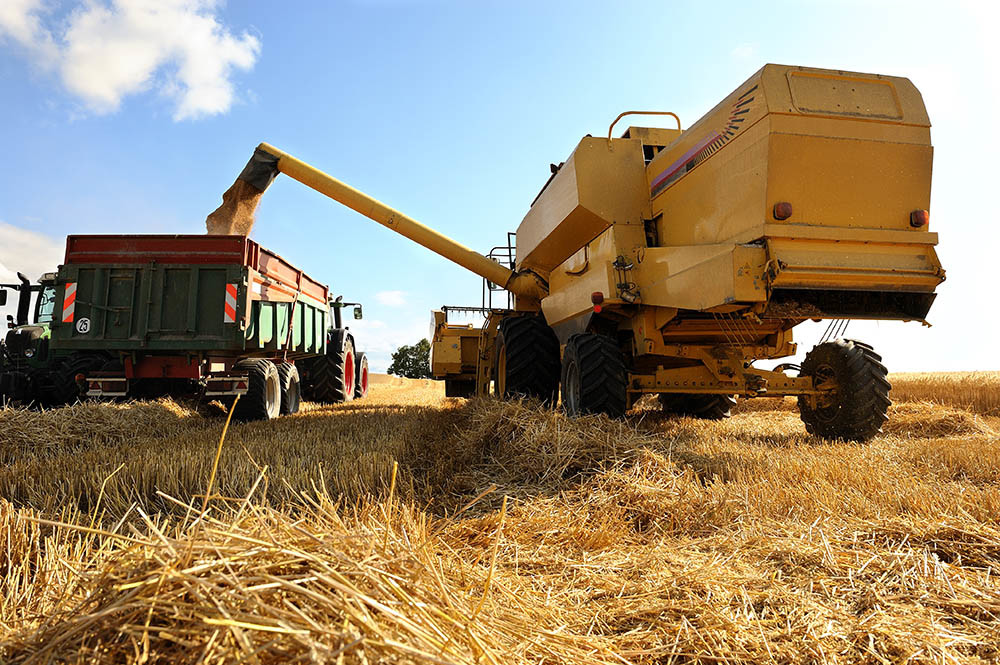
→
(1, 373, 998, 663)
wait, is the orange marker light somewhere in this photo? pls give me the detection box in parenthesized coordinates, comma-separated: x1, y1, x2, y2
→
(910, 209, 929, 228)
(773, 202, 793, 220)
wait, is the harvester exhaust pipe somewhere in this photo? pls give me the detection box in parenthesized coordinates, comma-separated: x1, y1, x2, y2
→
(208, 143, 547, 302)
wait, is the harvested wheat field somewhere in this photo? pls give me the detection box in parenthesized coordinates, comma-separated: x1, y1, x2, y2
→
(1, 372, 999, 664)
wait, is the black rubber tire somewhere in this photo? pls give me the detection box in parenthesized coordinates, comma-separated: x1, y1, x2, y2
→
(797, 339, 890, 442)
(233, 359, 281, 421)
(560, 333, 628, 418)
(658, 393, 736, 420)
(354, 352, 369, 400)
(493, 315, 560, 404)
(277, 362, 301, 415)
(302, 338, 356, 404)
(47, 353, 108, 407)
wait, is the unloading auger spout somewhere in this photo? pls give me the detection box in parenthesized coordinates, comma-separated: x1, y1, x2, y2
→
(232, 142, 548, 303)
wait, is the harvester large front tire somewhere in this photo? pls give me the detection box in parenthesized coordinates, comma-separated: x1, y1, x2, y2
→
(797, 339, 890, 442)
(658, 393, 736, 420)
(277, 362, 301, 415)
(234, 359, 281, 421)
(560, 333, 627, 418)
(302, 338, 356, 404)
(493, 315, 560, 404)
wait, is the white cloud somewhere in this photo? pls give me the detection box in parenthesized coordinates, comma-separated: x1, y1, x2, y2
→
(0, 221, 66, 324)
(730, 43, 757, 60)
(0, 0, 260, 120)
(347, 317, 429, 373)
(375, 290, 407, 307)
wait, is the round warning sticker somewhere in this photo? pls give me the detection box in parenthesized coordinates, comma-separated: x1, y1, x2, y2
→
(75, 317, 91, 334)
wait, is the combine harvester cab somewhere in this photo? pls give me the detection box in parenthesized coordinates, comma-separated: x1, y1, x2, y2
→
(224, 63, 944, 440)
(30, 235, 368, 419)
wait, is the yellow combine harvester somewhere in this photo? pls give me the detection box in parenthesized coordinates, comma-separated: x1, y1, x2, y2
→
(231, 64, 944, 440)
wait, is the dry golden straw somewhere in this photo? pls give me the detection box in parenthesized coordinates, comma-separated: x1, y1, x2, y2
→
(1, 373, 998, 663)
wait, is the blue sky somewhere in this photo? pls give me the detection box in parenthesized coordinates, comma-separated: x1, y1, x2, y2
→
(1, 0, 997, 372)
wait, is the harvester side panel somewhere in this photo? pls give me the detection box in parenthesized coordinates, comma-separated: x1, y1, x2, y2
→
(516, 137, 650, 275)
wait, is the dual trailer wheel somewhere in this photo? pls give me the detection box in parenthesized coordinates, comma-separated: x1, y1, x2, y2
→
(231, 358, 299, 421)
(232, 343, 371, 422)
(492, 316, 891, 442)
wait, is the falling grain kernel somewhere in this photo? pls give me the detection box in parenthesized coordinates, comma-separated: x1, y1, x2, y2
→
(205, 179, 265, 235)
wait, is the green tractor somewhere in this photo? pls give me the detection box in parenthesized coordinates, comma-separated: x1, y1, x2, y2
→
(0, 272, 99, 407)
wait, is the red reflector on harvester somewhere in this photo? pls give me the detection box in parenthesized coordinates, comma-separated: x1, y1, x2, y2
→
(236, 381, 247, 390)
(910, 209, 929, 228)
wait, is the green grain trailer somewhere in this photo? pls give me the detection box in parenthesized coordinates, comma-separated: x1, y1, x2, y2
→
(0, 235, 368, 419)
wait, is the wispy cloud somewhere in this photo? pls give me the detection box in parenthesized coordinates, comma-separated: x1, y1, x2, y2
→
(375, 290, 407, 307)
(730, 43, 757, 60)
(0, 0, 260, 120)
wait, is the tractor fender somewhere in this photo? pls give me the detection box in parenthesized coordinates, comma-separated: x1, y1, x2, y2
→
(327, 328, 356, 356)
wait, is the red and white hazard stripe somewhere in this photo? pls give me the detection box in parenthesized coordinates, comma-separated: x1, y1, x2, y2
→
(62, 282, 77, 323)
(224, 283, 238, 323)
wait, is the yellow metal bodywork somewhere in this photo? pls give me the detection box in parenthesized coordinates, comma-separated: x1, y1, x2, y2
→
(429, 310, 480, 380)
(516, 137, 649, 275)
(522, 65, 943, 353)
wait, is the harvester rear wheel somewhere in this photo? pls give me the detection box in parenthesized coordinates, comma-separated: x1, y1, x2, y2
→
(302, 338, 356, 404)
(234, 358, 281, 421)
(797, 339, 890, 442)
(354, 352, 369, 400)
(277, 362, 301, 415)
(658, 393, 736, 420)
(493, 315, 560, 404)
(561, 333, 627, 418)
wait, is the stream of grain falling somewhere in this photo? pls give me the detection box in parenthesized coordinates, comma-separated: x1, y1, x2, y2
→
(205, 179, 264, 235)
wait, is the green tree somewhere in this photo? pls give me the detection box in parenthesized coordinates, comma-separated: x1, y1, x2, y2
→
(387, 338, 432, 379)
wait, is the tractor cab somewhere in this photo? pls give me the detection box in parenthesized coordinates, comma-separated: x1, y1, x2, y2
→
(1, 272, 58, 403)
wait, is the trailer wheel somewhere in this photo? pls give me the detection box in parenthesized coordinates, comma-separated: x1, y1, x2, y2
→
(797, 339, 890, 442)
(493, 315, 560, 404)
(354, 352, 369, 400)
(234, 359, 281, 421)
(560, 333, 627, 418)
(658, 393, 736, 420)
(48, 353, 108, 407)
(277, 362, 301, 415)
(302, 338, 356, 403)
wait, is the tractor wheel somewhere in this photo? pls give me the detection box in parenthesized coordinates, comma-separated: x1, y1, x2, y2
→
(560, 333, 627, 418)
(658, 393, 736, 420)
(354, 352, 369, 400)
(233, 359, 281, 421)
(493, 315, 560, 404)
(277, 362, 301, 415)
(302, 338, 356, 404)
(797, 339, 890, 442)
(48, 353, 108, 407)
